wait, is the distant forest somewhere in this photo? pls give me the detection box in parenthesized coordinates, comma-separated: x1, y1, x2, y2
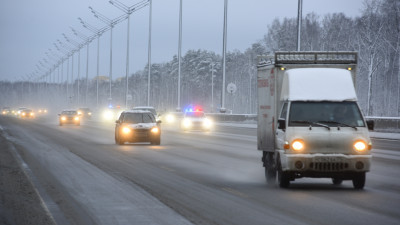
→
(1, 0, 399, 117)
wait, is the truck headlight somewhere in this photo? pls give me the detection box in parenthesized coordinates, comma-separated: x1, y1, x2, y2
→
(122, 127, 131, 134)
(151, 127, 159, 133)
(291, 139, 305, 151)
(354, 140, 367, 152)
(61, 116, 66, 121)
(74, 116, 80, 121)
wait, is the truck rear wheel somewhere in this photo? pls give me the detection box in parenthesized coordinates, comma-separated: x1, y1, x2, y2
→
(352, 173, 365, 189)
(263, 152, 276, 186)
(265, 167, 276, 185)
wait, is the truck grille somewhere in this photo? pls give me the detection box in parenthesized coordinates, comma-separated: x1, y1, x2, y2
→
(309, 162, 349, 171)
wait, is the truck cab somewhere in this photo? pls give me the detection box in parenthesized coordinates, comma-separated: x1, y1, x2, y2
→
(257, 52, 373, 189)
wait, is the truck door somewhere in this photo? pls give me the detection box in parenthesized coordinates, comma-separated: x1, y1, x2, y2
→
(276, 102, 288, 150)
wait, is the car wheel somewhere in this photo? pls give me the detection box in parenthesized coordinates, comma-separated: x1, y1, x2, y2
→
(117, 134, 124, 145)
(352, 173, 365, 189)
(155, 137, 161, 145)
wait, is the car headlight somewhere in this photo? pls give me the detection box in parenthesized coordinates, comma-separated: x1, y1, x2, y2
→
(88, 112, 92, 115)
(354, 140, 369, 152)
(122, 127, 131, 134)
(74, 117, 80, 121)
(291, 139, 305, 151)
(30, 112, 34, 116)
(166, 114, 175, 123)
(182, 119, 192, 128)
(203, 118, 213, 128)
(151, 127, 159, 133)
(61, 116, 66, 121)
(103, 110, 114, 120)
(22, 112, 26, 116)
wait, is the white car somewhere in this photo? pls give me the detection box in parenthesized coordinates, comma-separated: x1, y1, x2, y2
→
(181, 111, 213, 131)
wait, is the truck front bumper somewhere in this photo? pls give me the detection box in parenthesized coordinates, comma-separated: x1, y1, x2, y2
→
(280, 152, 372, 174)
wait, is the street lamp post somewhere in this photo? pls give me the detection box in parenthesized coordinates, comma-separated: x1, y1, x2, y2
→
(221, 0, 228, 113)
(109, 0, 149, 109)
(63, 33, 83, 106)
(58, 39, 76, 105)
(54, 43, 71, 104)
(79, 18, 107, 109)
(71, 27, 94, 106)
(211, 63, 215, 113)
(177, 0, 182, 112)
(147, 0, 152, 106)
(297, 0, 303, 51)
(89, 7, 127, 107)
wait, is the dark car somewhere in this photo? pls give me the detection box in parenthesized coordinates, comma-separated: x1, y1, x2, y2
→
(59, 110, 80, 126)
(20, 109, 35, 118)
(2, 107, 11, 116)
(115, 110, 161, 145)
(77, 107, 92, 119)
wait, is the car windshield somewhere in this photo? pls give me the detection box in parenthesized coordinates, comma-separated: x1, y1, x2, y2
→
(123, 113, 155, 123)
(62, 111, 78, 115)
(185, 111, 205, 118)
(288, 101, 365, 127)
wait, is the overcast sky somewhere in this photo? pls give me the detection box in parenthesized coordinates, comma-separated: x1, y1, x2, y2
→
(0, 0, 365, 82)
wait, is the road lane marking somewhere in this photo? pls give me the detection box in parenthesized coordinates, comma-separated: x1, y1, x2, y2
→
(221, 187, 248, 198)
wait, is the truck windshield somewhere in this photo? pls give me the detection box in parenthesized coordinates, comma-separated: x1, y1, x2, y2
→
(288, 101, 365, 127)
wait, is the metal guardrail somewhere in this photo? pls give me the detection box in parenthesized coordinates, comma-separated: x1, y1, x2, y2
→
(206, 114, 400, 133)
(366, 117, 400, 133)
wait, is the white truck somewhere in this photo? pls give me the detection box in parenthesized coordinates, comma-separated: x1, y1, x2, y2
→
(257, 52, 374, 189)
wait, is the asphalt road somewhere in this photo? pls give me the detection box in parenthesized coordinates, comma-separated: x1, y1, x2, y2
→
(1, 115, 399, 225)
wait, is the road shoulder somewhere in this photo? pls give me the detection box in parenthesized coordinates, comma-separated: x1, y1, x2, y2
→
(0, 127, 56, 225)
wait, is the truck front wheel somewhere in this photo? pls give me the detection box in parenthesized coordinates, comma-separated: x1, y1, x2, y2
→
(352, 173, 365, 189)
(277, 157, 290, 188)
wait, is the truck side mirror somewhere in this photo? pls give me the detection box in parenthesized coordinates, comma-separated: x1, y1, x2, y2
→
(115, 120, 120, 124)
(278, 118, 286, 130)
(366, 120, 374, 131)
